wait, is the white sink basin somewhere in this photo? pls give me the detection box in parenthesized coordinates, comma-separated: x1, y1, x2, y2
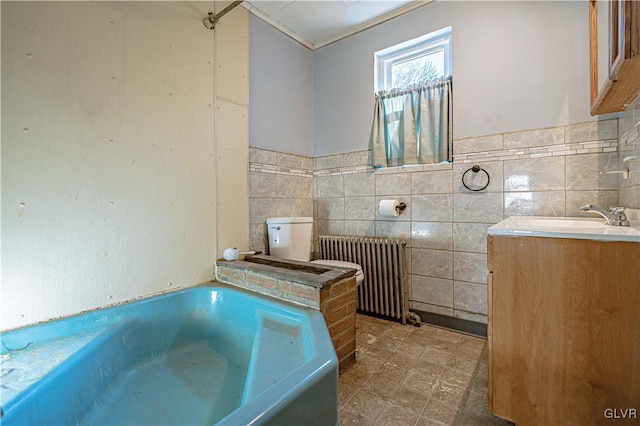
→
(519, 217, 607, 229)
(488, 216, 640, 242)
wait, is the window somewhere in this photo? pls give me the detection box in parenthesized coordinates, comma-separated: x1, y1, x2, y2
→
(371, 27, 453, 168)
(375, 27, 452, 93)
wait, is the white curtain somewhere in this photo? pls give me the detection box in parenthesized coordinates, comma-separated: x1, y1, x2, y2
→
(372, 76, 452, 168)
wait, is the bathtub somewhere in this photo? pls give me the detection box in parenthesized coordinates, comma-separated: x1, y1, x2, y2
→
(0, 285, 338, 425)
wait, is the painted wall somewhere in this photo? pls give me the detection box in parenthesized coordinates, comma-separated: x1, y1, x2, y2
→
(249, 15, 314, 157)
(313, 1, 598, 157)
(1, 1, 223, 330)
(215, 5, 250, 259)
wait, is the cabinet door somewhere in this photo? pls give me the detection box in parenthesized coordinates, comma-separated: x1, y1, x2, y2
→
(488, 236, 640, 425)
(590, 0, 640, 114)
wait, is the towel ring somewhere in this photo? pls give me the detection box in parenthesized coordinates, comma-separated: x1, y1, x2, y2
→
(462, 165, 490, 192)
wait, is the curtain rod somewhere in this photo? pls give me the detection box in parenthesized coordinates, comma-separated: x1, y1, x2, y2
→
(203, 1, 244, 30)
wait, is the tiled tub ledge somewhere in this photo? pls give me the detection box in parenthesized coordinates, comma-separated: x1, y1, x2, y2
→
(216, 254, 357, 370)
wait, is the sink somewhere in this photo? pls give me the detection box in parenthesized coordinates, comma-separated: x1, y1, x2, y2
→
(488, 216, 640, 242)
(519, 217, 607, 229)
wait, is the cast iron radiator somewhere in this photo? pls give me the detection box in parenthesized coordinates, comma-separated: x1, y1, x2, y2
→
(318, 235, 409, 323)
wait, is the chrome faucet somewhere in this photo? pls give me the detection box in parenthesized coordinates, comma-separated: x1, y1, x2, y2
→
(579, 204, 630, 226)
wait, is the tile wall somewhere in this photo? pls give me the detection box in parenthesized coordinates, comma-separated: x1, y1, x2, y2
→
(618, 96, 640, 214)
(250, 118, 629, 324)
(248, 148, 314, 251)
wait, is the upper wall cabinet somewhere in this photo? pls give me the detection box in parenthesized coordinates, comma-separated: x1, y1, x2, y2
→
(590, 0, 640, 115)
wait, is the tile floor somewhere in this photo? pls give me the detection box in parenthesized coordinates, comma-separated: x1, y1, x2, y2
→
(338, 314, 513, 426)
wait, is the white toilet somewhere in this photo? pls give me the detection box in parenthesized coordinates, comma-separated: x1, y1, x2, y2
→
(266, 217, 364, 286)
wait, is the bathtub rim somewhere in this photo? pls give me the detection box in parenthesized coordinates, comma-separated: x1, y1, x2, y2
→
(1, 283, 339, 426)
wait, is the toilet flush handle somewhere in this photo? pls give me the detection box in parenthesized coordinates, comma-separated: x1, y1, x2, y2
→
(270, 225, 281, 244)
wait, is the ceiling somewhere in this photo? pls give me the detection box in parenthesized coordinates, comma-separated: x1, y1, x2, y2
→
(242, 0, 432, 50)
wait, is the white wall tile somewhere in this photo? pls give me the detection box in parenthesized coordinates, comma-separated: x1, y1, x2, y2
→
(344, 172, 375, 197)
(454, 281, 487, 314)
(411, 248, 453, 279)
(504, 191, 565, 217)
(453, 252, 487, 284)
(504, 157, 565, 191)
(317, 175, 344, 198)
(411, 275, 454, 308)
(566, 152, 619, 190)
(344, 220, 375, 236)
(454, 161, 503, 193)
(375, 173, 411, 195)
(345, 196, 376, 220)
(453, 193, 503, 223)
(411, 222, 453, 250)
(412, 170, 453, 194)
(565, 119, 617, 143)
(375, 220, 411, 240)
(453, 223, 491, 253)
(277, 174, 313, 198)
(411, 194, 453, 222)
(316, 198, 344, 220)
(503, 127, 564, 150)
(454, 134, 503, 155)
(565, 190, 619, 216)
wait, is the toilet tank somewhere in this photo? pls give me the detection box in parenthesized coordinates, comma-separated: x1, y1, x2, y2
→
(266, 217, 313, 262)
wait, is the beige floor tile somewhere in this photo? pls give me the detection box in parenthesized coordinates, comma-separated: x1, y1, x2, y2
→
(470, 363, 488, 394)
(394, 339, 427, 358)
(421, 397, 464, 425)
(460, 412, 513, 426)
(389, 385, 430, 414)
(373, 403, 421, 426)
(452, 343, 484, 361)
(360, 343, 395, 362)
(346, 388, 387, 421)
(430, 380, 469, 409)
(384, 351, 418, 371)
(449, 355, 479, 376)
(362, 371, 402, 400)
(402, 370, 439, 395)
(419, 348, 456, 368)
(340, 381, 358, 407)
(416, 417, 447, 426)
(372, 334, 403, 351)
(465, 390, 492, 417)
(340, 408, 372, 425)
(341, 361, 376, 388)
(418, 336, 459, 352)
(433, 328, 463, 343)
(340, 315, 513, 426)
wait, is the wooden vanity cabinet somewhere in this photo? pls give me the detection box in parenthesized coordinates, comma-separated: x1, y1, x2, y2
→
(590, 0, 640, 115)
(487, 235, 640, 425)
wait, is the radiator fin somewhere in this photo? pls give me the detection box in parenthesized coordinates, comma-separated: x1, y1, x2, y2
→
(319, 235, 408, 323)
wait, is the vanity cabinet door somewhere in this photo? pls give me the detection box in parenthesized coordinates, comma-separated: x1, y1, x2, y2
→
(487, 235, 640, 425)
(590, 0, 640, 115)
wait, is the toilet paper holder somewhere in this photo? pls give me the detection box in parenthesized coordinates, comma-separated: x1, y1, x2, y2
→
(379, 199, 407, 217)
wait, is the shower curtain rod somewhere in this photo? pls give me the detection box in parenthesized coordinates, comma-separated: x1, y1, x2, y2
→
(203, 1, 244, 30)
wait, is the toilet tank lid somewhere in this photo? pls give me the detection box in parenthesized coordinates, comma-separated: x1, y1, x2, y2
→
(266, 217, 313, 224)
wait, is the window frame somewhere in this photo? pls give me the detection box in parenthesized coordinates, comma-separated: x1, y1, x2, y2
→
(374, 26, 452, 93)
